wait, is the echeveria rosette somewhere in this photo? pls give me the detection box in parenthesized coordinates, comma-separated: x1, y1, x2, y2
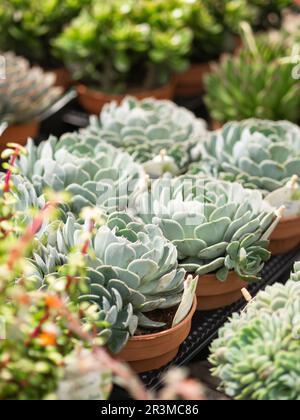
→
(0, 53, 62, 125)
(30, 212, 185, 352)
(16, 134, 146, 216)
(85, 96, 208, 177)
(190, 119, 300, 194)
(209, 264, 300, 400)
(136, 175, 276, 282)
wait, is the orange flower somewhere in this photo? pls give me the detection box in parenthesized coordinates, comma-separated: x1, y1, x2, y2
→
(17, 294, 31, 305)
(45, 295, 63, 309)
(38, 332, 57, 347)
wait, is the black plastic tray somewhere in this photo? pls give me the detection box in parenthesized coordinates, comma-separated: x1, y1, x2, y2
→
(140, 247, 300, 390)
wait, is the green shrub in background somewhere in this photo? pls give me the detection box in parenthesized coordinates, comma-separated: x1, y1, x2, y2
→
(204, 26, 300, 124)
(0, 0, 90, 68)
(196, 0, 253, 61)
(54, 0, 192, 93)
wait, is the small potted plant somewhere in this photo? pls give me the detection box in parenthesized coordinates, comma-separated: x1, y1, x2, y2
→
(84, 96, 208, 177)
(0, 53, 62, 152)
(204, 25, 300, 127)
(30, 211, 197, 373)
(54, 0, 192, 113)
(136, 175, 279, 310)
(0, 0, 88, 88)
(209, 262, 300, 400)
(173, 0, 251, 97)
(189, 119, 300, 255)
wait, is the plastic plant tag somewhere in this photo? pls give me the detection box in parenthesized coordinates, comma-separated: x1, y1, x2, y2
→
(0, 122, 8, 136)
(143, 149, 179, 178)
(172, 275, 198, 327)
(57, 349, 112, 401)
(265, 176, 300, 218)
(261, 205, 285, 241)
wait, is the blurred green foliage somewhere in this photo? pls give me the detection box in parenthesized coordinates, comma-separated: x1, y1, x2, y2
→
(0, 0, 91, 67)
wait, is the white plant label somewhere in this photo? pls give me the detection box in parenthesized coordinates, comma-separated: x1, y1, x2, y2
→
(172, 275, 198, 327)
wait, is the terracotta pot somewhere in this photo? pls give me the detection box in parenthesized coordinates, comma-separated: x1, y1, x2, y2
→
(269, 215, 300, 255)
(52, 67, 72, 89)
(117, 297, 197, 373)
(76, 82, 175, 115)
(211, 120, 224, 130)
(195, 272, 247, 311)
(174, 62, 212, 98)
(0, 121, 40, 154)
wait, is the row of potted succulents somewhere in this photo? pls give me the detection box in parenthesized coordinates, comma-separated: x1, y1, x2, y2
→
(1, 5, 300, 152)
(0, 1, 296, 110)
(3, 95, 299, 375)
(0, 2, 299, 401)
(0, 173, 207, 400)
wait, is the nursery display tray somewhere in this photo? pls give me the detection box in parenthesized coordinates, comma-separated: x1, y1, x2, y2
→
(139, 247, 300, 391)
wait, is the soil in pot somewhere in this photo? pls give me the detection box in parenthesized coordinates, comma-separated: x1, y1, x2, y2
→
(116, 297, 197, 373)
(194, 271, 247, 311)
(174, 62, 211, 98)
(269, 215, 300, 255)
(0, 121, 40, 154)
(76, 81, 175, 115)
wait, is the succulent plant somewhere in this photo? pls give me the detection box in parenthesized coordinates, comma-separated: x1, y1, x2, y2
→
(29, 212, 185, 352)
(190, 119, 300, 194)
(0, 53, 62, 125)
(209, 263, 300, 400)
(54, 0, 192, 93)
(204, 29, 300, 123)
(16, 134, 146, 216)
(136, 175, 276, 282)
(85, 96, 207, 177)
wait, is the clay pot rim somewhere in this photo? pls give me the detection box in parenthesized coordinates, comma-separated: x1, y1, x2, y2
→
(187, 270, 238, 281)
(128, 296, 197, 343)
(279, 214, 300, 223)
(76, 81, 174, 100)
(3, 120, 39, 129)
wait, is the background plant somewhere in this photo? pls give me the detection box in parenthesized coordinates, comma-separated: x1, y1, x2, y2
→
(0, 53, 62, 126)
(204, 27, 300, 123)
(54, 0, 192, 93)
(249, 0, 293, 30)
(0, 0, 90, 68)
